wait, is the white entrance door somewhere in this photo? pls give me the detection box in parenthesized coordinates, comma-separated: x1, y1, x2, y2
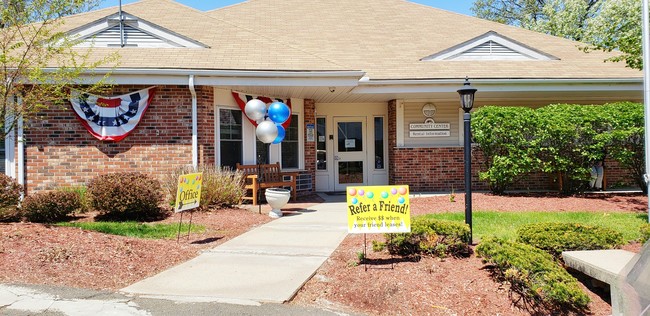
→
(334, 117, 366, 191)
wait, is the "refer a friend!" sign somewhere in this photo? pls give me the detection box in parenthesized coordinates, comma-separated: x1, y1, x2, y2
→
(346, 185, 411, 234)
(175, 173, 203, 212)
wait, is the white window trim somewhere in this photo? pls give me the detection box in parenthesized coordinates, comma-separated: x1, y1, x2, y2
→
(215, 106, 244, 167)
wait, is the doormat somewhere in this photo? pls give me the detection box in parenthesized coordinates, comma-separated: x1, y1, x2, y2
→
(324, 191, 346, 196)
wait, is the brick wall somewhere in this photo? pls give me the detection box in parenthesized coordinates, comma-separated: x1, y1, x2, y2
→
(389, 147, 638, 192)
(24, 85, 208, 193)
(197, 86, 215, 165)
(302, 99, 316, 194)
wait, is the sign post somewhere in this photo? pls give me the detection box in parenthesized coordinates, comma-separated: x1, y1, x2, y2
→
(346, 185, 411, 269)
(175, 172, 203, 242)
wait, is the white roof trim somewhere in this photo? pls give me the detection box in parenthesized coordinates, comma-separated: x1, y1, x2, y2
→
(421, 31, 559, 61)
(69, 12, 208, 48)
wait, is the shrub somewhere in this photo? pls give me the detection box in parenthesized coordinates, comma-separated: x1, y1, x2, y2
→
(57, 186, 90, 213)
(641, 223, 650, 244)
(472, 106, 538, 194)
(375, 216, 470, 257)
(0, 174, 22, 222)
(477, 236, 590, 311)
(22, 191, 82, 223)
(517, 222, 624, 257)
(162, 165, 245, 210)
(87, 172, 166, 221)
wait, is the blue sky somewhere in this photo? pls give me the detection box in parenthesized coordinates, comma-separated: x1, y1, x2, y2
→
(98, 0, 475, 16)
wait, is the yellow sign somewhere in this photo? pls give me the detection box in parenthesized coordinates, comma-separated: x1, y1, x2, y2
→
(175, 173, 203, 212)
(346, 185, 411, 234)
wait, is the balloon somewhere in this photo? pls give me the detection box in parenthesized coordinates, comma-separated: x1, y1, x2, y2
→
(348, 188, 357, 196)
(245, 99, 267, 121)
(256, 120, 278, 143)
(272, 124, 286, 144)
(267, 101, 290, 124)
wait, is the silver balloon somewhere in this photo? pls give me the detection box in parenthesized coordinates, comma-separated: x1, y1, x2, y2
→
(256, 120, 278, 143)
(245, 99, 267, 121)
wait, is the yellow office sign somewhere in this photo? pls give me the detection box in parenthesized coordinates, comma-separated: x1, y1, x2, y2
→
(346, 185, 411, 233)
(175, 173, 203, 212)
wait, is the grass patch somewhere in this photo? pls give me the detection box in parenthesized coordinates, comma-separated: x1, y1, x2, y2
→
(423, 212, 648, 242)
(57, 221, 205, 239)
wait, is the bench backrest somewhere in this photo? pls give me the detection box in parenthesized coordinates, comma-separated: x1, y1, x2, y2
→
(236, 162, 284, 183)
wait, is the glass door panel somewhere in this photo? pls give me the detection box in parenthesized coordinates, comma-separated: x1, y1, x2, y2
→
(334, 117, 366, 191)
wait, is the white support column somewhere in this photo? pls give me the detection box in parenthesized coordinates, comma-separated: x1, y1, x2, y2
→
(189, 75, 198, 170)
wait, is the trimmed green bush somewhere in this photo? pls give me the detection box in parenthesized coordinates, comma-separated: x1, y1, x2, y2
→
(22, 191, 82, 223)
(0, 174, 22, 222)
(641, 223, 650, 244)
(472, 102, 644, 194)
(57, 186, 90, 213)
(162, 165, 245, 210)
(517, 222, 624, 257)
(376, 216, 470, 257)
(477, 236, 590, 310)
(88, 172, 167, 221)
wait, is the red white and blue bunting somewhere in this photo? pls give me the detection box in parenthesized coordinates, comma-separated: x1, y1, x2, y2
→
(70, 87, 156, 142)
(231, 91, 292, 128)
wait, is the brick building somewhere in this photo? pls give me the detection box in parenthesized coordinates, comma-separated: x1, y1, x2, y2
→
(7, 0, 643, 194)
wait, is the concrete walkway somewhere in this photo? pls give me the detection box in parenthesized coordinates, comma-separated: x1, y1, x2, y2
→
(121, 194, 348, 305)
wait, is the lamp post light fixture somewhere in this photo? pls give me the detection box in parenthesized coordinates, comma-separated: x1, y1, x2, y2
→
(457, 77, 477, 244)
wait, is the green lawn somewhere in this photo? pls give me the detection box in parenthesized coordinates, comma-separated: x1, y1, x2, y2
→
(56, 222, 205, 239)
(422, 211, 648, 242)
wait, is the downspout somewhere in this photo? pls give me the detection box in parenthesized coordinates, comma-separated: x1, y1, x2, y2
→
(189, 75, 198, 170)
(17, 110, 23, 189)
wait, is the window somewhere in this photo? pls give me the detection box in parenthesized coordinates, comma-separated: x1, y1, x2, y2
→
(316, 117, 326, 170)
(281, 114, 299, 168)
(256, 139, 269, 164)
(219, 109, 242, 169)
(374, 117, 384, 169)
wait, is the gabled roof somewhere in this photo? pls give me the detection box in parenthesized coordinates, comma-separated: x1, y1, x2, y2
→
(421, 31, 558, 61)
(68, 11, 208, 48)
(56, 0, 640, 81)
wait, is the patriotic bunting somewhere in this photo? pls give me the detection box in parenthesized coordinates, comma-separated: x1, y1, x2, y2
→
(70, 87, 156, 142)
(231, 91, 292, 128)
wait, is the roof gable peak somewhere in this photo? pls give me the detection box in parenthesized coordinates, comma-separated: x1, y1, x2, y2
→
(421, 31, 559, 61)
(68, 11, 208, 48)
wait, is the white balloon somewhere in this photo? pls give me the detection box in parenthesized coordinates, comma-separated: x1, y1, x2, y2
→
(245, 99, 267, 121)
(256, 120, 278, 143)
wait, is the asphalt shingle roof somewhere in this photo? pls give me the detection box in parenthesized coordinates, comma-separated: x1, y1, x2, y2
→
(61, 0, 641, 80)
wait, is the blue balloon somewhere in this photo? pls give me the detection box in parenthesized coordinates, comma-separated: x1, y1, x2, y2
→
(267, 101, 290, 124)
(272, 124, 286, 144)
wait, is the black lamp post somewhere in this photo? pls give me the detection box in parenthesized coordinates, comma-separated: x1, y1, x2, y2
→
(457, 77, 477, 244)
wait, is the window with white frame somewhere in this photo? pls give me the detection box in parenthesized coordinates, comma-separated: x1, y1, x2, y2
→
(218, 108, 243, 170)
(281, 114, 299, 169)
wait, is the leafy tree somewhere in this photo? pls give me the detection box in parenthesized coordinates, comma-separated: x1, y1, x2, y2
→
(0, 0, 115, 139)
(471, 0, 643, 70)
(472, 103, 644, 194)
(598, 102, 646, 192)
(583, 0, 642, 70)
(535, 104, 608, 193)
(471, 106, 538, 193)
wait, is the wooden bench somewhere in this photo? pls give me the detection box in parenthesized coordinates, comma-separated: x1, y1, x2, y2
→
(236, 162, 298, 205)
